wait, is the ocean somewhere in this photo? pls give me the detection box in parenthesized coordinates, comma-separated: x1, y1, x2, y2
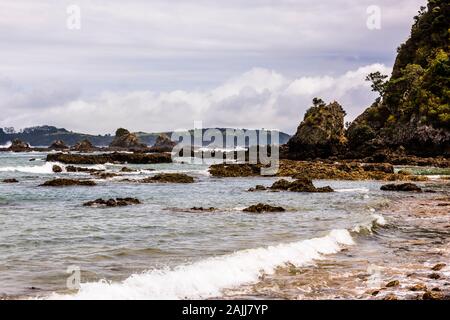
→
(0, 152, 449, 299)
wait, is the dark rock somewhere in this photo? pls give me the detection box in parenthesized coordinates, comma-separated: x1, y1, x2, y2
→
(428, 273, 442, 280)
(432, 263, 446, 271)
(423, 291, 445, 300)
(109, 128, 147, 151)
(209, 163, 263, 177)
(382, 294, 398, 300)
(120, 167, 136, 172)
(386, 280, 400, 288)
(361, 163, 394, 174)
(52, 165, 63, 173)
(47, 152, 172, 165)
(287, 100, 347, 160)
(270, 178, 334, 193)
(410, 284, 427, 292)
(243, 203, 286, 213)
(66, 165, 103, 173)
(248, 185, 267, 192)
(190, 207, 216, 212)
(2, 179, 18, 183)
(83, 197, 141, 207)
(149, 133, 176, 152)
(49, 140, 68, 150)
(8, 139, 30, 152)
(140, 173, 194, 184)
(40, 178, 97, 187)
(381, 183, 422, 192)
(91, 172, 119, 179)
(71, 139, 96, 152)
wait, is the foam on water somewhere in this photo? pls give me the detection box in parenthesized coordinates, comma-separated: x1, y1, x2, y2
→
(0, 141, 12, 148)
(49, 229, 354, 300)
(0, 162, 59, 174)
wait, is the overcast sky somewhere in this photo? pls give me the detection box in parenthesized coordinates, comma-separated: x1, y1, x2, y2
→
(0, 0, 426, 134)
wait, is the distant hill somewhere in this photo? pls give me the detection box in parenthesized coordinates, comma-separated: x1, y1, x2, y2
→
(0, 126, 291, 147)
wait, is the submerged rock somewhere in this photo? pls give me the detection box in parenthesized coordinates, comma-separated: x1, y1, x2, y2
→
(410, 284, 428, 292)
(8, 139, 30, 152)
(66, 165, 103, 173)
(248, 185, 267, 192)
(140, 173, 194, 184)
(83, 198, 141, 207)
(243, 203, 286, 213)
(2, 179, 18, 183)
(46, 152, 172, 165)
(271, 178, 334, 193)
(380, 183, 422, 192)
(109, 128, 147, 151)
(423, 291, 445, 300)
(386, 280, 400, 288)
(432, 263, 447, 271)
(49, 140, 68, 150)
(190, 207, 216, 212)
(71, 139, 96, 152)
(40, 178, 97, 187)
(120, 167, 136, 172)
(209, 163, 264, 177)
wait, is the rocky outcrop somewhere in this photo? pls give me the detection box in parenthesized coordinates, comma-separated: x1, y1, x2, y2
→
(46, 152, 172, 165)
(346, 0, 450, 158)
(109, 128, 147, 151)
(71, 139, 96, 152)
(270, 178, 334, 193)
(40, 178, 97, 187)
(49, 140, 68, 150)
(380, 183, 422, 192)
(243, 203, 286, 213)
(83, 198, 141, 207)
(8, 139, 30, 152)
(287, 100, 347, 160)
(149, 133, 176, 152)
(140, 173, 194, 183)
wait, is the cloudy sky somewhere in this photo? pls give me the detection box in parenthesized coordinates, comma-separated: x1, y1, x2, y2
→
(0, 0, 425, 134)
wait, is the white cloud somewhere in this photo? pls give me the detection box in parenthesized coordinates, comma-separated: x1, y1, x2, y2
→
(0, 64, 391, 134)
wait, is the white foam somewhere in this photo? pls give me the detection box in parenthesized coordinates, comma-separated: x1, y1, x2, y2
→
(49, 229, 354, 300)
(335, 188, 370, 193)
(0, 141, 12, 148)
(352, 214, 387, 233)
(0, 162, 60, 174)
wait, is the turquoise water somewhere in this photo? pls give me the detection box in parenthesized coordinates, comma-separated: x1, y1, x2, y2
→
(0, 152, 448, 299)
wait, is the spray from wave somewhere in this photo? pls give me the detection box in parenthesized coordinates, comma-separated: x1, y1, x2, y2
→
(0, 141, 12, 148)
(49, 229, 354, 300)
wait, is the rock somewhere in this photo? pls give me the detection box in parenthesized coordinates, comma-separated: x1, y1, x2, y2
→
(431, 287, 441, 292)
(29, 158, 36, 162)
(190, 207, 216, 212)
(71, 139, 96, 152)
(8, 139, 30, 152)
(432, 263, 446, 271)
(2, 179, 18, 183)
(410, 284, 427, 292)
(423, 291, 445, 300)
(380, 183, 422, 192)
(140, 173, 194, 184)
(243, 203, 286, 213)
(120, 167, 136, 172)
(83, 198, 141, 207)
(386, 280, 400, 288)
(109, 128, 147, 151)
(209, 163, 264, 177)
(66, 166, 103, 173)
(371, 290, 380, 296)
(49, 140, 68, 150)
(361, 163, 394, 174)
(91, 172, 119, 179)
(40, 179, 97, 187)
(382, 294, 398, 300)
(270, 178, 334, 193)
(46, 152, 172, 165)
(287, 100, 347, 160)
(149, 133, 177, 152)
(248, 185, 267, 192)
(52, 165, 63, 173)
(428, 273, 441, 280)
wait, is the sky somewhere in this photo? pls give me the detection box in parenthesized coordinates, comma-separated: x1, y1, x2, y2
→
(0, 0, 426, 134)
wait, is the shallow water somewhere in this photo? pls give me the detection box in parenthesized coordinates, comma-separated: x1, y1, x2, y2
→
(0, 152, 448, 299)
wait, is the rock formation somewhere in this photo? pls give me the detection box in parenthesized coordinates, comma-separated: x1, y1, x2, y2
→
(83, 198, 141, 207)
(40, 178, 97, 187)
(8, 139, 30, 152)
(149, 133, 177, 152)
(109, 128, 147, 150)
(287, 100, 347, 160)
(71, 139, 95, 152)
(243, 203, 286, 213)
(49, 140, 68, 150)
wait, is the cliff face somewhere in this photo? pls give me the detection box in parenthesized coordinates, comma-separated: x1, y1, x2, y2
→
(347, 0, 450, 157)
(287, 101, 347, 159)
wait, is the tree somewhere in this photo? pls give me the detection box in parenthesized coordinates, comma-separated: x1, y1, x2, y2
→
(312, 97, 326, 107)
(366, 72, 389, 97)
